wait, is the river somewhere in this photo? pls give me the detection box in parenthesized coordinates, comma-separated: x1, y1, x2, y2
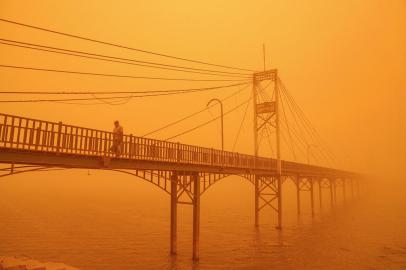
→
(0, 170, 405, 269)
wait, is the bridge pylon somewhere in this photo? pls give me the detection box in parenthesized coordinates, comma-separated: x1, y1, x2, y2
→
(252, 69, 282, 229)
(169, 171, 201, 260)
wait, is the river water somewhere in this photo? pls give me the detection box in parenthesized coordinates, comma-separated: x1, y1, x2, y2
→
(0, 170, 405, 269)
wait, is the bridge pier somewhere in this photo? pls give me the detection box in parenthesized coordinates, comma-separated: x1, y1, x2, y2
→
(254, 175, 260, 226)
(296, 177, 314, 216)
(320, 178, 336, 209)
(170, 173, 178, 255)
(169, 172, 201, 260)
(253, 175, 281, 228)
(296, 177, 301, 215)
(342, 178, 346, 204)
(277, 175, 282, 229)
(350, 178, 354, 199)
(318, 178, 323, 210)
(329, 179, 334, 206)
(192, 173, 200, 260)
(310, 178, 315, 216)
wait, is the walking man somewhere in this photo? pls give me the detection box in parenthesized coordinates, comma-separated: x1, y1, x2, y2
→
(111, 120, 123, 157)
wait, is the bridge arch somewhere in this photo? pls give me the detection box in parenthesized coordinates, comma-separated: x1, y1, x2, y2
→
(200, 173, 255, 196)
(0, 165, 173, 195)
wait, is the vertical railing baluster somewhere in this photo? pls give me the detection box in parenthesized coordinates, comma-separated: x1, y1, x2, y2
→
(95, 131, 99, 156)
(9, 117, 15, 148)
(2, 116, 8, 147)
(16, 118, 22, 149)
(22, 119, 28, 149)
(48, 123, 52, 151)
(67, 126, 71, 153)
(99, 131, 103, 156)
(1, 116, 5, 146)
(34, 121, 40, 151)
(0, 115, 3, 145)
(28, 120, 33, 149)
(137, 137, 141, 159)
(129, 134, 133, 159)
(74, 127, 78, 154)
(103, 132, 107, 156)
(79, 128, 83, 154)
(100, 131, 104, 156)
(108, 132, 112, 157)
(56, 121, 62, 153)
(89, 129, 93, 154)
(84, 129, 89, 155)
(41, 122, 47, 151)
(61, 125, 65, 152)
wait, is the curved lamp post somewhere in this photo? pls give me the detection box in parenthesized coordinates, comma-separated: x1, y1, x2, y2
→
(207, 98, 224, 151)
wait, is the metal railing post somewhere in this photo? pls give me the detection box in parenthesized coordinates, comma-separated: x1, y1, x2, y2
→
(56, 121, 62, 153)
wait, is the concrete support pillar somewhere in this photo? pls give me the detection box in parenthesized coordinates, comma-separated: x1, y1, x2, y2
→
(170, 173, 178, 255)
(296, 177, 301, 215)
(310, 178, 314, 216)
(333, 180, 337, 204)
(319, 179, 322, 210)
(254, 175, 259, 226)
(329, 179, 334, 206)
(351, 179, 354, 199)
(277, 176, 282, 229)
(192, 173, 200, 260)
(342, 179, 346, 204)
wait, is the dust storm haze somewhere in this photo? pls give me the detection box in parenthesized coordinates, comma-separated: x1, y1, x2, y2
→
(0, 1, 405, 269)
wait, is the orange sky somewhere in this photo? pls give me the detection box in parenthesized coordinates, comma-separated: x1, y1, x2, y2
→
(0, 0, 405, 182)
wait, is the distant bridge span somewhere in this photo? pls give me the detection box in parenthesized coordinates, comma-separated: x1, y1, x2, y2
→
(0, 112, 360, 260)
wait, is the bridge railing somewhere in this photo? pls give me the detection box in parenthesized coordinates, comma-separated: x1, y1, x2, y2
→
(0, 113, 275, 171)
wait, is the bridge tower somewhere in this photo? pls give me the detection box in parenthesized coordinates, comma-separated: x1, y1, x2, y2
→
(252, 69, 282, 228)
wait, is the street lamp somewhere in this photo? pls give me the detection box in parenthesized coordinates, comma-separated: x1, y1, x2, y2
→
(207, 98, 224, 151)
(307, 144, 317, 165)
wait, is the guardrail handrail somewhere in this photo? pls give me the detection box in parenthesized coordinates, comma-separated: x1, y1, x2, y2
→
(0, 112, 355, 177)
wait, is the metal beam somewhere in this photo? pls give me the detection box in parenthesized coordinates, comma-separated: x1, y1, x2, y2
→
(192, 173, 200, 260)
(254, 175, 259, 226)
(297, 177, 301, 215)
(310, 178, 314, 216)
(319, 178, 322, 210)
(170, 173, 177, 255)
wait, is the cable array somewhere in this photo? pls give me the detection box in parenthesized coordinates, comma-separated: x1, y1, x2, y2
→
(165, 97, 253, 141)
(0, 18, 254, 72)
(232, 94, 251, 151)
(0, 64, 249, 82)
(142, 83, 251, 137)
(0, 41, 250, 78)
(0, 82, 248, 103)
(0, 17, 342, 168)
(278, 77, 337, 166)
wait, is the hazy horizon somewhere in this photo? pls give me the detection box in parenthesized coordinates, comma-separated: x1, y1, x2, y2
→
(1, 1, 405, 269)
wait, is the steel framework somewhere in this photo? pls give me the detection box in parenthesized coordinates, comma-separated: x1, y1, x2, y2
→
(0, 104, 360, 260)
(252, 69, 282, 228)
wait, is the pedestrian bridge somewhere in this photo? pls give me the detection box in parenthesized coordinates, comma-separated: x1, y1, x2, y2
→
(0, 112, 360, 260)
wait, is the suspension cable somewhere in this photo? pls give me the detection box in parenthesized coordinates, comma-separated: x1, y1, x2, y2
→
(142, 83, 251, 137)
(0, 64, 249, 83)
(0, 41, 250, 78)
(0, 18, 254, 72)
(0, 82, 248, 103)
(165, 97, 253, 141)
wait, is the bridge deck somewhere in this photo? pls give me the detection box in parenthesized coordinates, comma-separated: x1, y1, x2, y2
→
(0, 113, 354, 178)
